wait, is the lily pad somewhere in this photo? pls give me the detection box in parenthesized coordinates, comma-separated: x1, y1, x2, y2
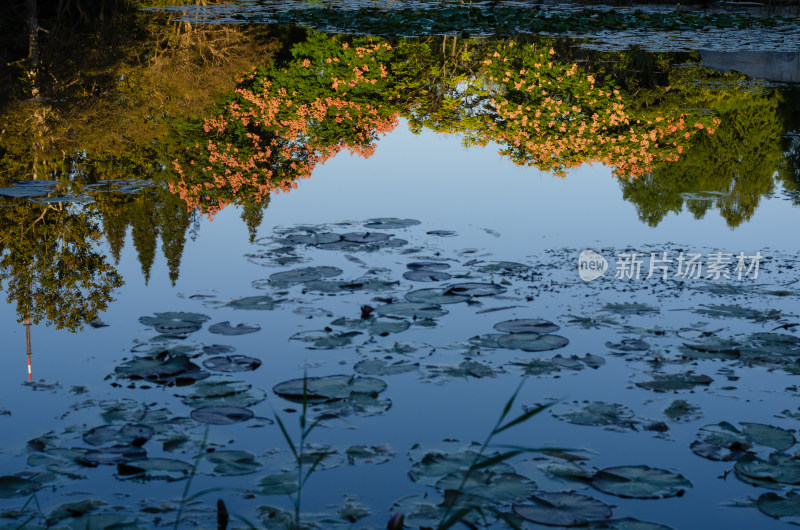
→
(664, 400, 702, 422)
(273, 375, 387, 402)
(202, 355, 262, 372)
(602, 303, 659, 315)
(405, 288, 470, 305)
(363, 218, 420, 229)
(513, 492, 613, 526)
(285, 232, 341, 245)
(497, 333, 570, 352)
(494, 319, 560, 334)
(734, 453, 800, 488)
(345, 444, 396, 465)
(408, 448, 514, 484)
(83, 424, 155, 447)
(591, 466, 691, 499)
(204, 450, 262, 475)
(290, 330, 362, 349)
(635, 373, 713, 392)
(257, 472, 299, 496)
(354, 359, 419, 376)
(375, 302, 448, 319)
(82, 444, 147, 465)
(606, 339, 650, 352)
(553, 402, 635, 428)
(208, 321, 261, 335)
(115, 355, 209, 385)
(139, 312, 210, 335)
(341, 232, 391, 243)
(356, 341, 434, 358)
(407, 261, 451, 271)
(444, 282, 507, 297)
(757, 492, 800, 524)
(181, 380, 267, 409)
(269, 266, 343, 283)
(435, 470, 537, 504)
(190, 406, 254, 425)
(403, 270, 452, 282)
(227, 296, 279, 310)
(692, 421, 794, 461)
(117, 458, 192, 480)
(0, 475, 42, 498)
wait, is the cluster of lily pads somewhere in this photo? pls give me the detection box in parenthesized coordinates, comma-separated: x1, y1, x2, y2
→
(3, 217, 800, 528)
(0, 179, 154, 205)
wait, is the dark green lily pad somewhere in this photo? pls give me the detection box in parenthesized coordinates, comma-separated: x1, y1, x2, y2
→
(692, 421, 794, 461)
(341, 232, 391, 243)
(444, 282, 507, 297)
(354, 359, 419, 376)
(606, 339, 650, 352)
(285, 232, 341, 245)
(497, 333, 570, 352)
(139, 312, 210, 335)
(602, 303, 659, 315)
(190, 406, 254, 425)
(117, 458, 192, 480)
(115, 355, 209, 385)
(330, 317, 410, 336)
(408, 448, 514, 484)
(181, 380, 266, 409)
(468, 334, 504, 348)
(405, 288, 470, 305)
(345, 444, 395, 465)
(363, 218, 420, 229)
(203, 450, 262, 475)
(290, 330, 362, 349)
(46, 500, 106, 525)
(757, 492, 800, 524)
(664, 400, 702, 422)
(202, 355, 261, 372)
(433, 360, 497, 379)
(257, 472, 299, 496)
(273, 375, 387, 402)
(269, 266, 343, 283)
(375, 302, 448, 319)
(208, 321, 261, 335)
(83, 424, 155, 447)
(356, 341, 434, 358)
(311, 393, 392, 418)
(553, 402, 635, 429)
(227, 296, 279, 310)
(82, 444, 147, 465)
(427, 230, 457, 237)
(635, 373, 713, 392)
(734, 453, 800, 489)
(403, 270, 452, 282)
(513, 492, 613, 526)
(694, 304, 783, 322)
(585, 518, 674, 529)
(435, 470, 537, 504)
(591, 466, 691, 499)
(407, 261, 451, 271)
(494, 319, 560, 334)
(0, 475, 42, 498)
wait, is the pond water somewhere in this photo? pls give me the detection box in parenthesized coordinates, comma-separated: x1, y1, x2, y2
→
(2, 4, 800, 529)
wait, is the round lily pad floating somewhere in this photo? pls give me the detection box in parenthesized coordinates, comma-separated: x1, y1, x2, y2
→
(591, 465, 691, 499)
(117, 458, 193, 480)
(227, 296, 279, 310)
(0, 475, 43, 498)
(269, 266, 343, 283)
(435, 470, 537, 504)
(757, 492, 800, 524)
(341, 232, 390, 244)
(356, 341, 434, 358)
(285, 232, 341, 245)
(405, 288, 469, 305)
(181, 380, 267, 409)
(139, 312, 210, 335)
(290, 330, 362, 349)
(734, 453, 800, 488)
(202, 355, 262, 372)
(691, 421, 794, 461)
(190, 406, 255, 425)
(407, 262, 451, 271)
(444, 282, 506, 297)
(204, 450, 262, 476)
(606, 339, 650, 352)
(363, 218, 421, 229)
(83, 424, 155, 447)
(553, 402, 635, 428)
(497, 333, 569, 352)
(476, 261, 532, 274)
(82, 444, 147, 465)
(208, 321, 261, 336)
(403, 270, 452, 282)
(494, 319, 560, 334)
(203, 344, 235, 356)
(354, 359, 419, 376)
(273, 375, 387, 403)
(635, 373, 713, 392)
(375, 302, 448, 320)
(513, 492, 613, 526)
(115, 355, 209, 386)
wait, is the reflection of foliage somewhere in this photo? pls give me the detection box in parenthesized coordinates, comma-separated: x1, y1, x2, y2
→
(173, 32, 717, 217)
(0, 201, 123, 331)
(620, 68, 784, 228)
(172, 32, 400, 217)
